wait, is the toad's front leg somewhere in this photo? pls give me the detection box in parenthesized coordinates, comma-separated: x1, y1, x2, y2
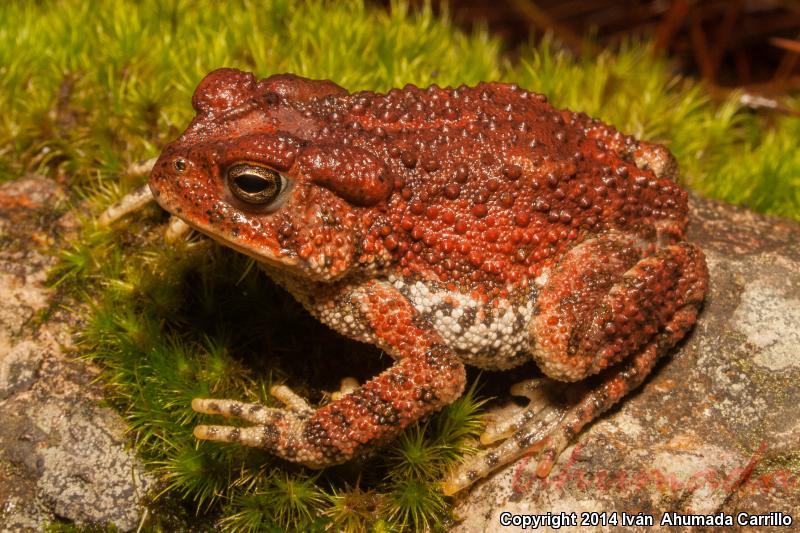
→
(192, 281, 467, 467)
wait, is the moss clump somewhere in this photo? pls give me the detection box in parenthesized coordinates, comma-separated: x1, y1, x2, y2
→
(3, 0, 797, 530)
(68, 219, 489, 530)
(3, 0, 799, 218)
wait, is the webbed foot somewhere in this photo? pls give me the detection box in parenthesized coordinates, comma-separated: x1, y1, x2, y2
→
(441, 378, 576, 496)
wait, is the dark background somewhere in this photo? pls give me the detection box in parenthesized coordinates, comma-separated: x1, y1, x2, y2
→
(374, 0, 800, 95)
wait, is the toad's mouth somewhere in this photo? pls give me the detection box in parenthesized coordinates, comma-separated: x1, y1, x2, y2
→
(169, 210, 300, 269)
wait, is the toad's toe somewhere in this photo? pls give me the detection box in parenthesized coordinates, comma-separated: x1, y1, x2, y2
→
(331, 377, 359, 401)
(480, 378, 576, 445)
(444, 394, 566, 495)
(269, 384, 314, 416)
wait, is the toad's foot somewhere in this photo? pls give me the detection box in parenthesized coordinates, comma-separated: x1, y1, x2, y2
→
(441, 305, 699, 496)
(98, 183, 154, 226)
(98, 158, 157, 226)
(192, 384, 320, 465)
(479, 378, 580, 446)
(440, 379, 575, 496)
(99, 181, 191, 241)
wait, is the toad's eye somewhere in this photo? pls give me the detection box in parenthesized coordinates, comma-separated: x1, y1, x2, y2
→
(226, 163, 289, 207)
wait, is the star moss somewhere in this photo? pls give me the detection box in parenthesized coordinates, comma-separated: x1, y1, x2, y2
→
(2, 0, 796, 530)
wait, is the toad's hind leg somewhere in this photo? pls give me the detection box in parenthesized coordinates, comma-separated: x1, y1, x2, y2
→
(441, 380, 576, 495)
(442, 242, 707, 494)
(478, 379, 573, 446)
(530, 242, 706, 473)
(331, 377, 359, 401)
(442, 304, 699, 495)
(533, 309, 699, 477)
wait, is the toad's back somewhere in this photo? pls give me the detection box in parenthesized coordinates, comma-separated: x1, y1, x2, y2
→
(282, 81, 690, 291)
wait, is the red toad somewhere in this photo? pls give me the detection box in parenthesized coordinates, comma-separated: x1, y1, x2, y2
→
(146, 68, 708, 494)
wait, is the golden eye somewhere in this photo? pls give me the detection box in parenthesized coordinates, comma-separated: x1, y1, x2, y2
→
(226, 163, 284, 205)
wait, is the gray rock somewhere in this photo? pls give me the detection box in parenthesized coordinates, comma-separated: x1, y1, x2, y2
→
(452, 197, 800, 532)
(0, 176, 153, 532)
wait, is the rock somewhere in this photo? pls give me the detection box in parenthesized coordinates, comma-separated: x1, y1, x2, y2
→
(452, 196, 800, 532)
(0, 176, 153, 532)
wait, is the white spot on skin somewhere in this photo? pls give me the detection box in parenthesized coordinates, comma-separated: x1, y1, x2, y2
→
(398, 277, 532, 370)
(732, 279, 800, 370)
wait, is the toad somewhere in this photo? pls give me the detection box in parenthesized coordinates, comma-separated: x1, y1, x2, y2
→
(143, 68, 708, 494)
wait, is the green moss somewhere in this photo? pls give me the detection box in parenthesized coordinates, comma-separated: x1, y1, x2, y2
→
(61, 211, 486, 529)
(45, 522, 119, 533)
(3, 0, 798, 530)
(3, 0, 799, 218)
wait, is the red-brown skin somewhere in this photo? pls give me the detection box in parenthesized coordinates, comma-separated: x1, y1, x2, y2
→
(149, 68, 708, 491)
